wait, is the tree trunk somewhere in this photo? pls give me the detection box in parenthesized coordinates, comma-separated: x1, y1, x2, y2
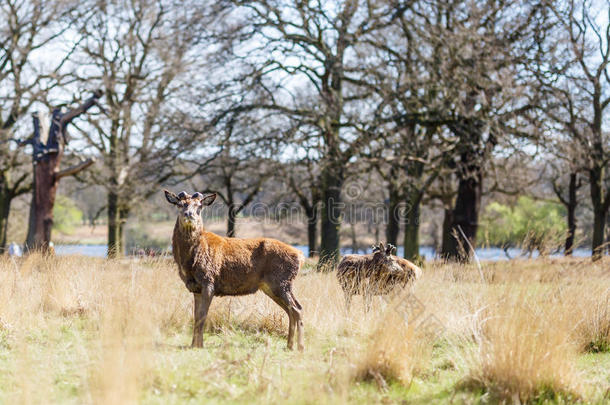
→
(107, 191, 125, 258)
(606, 215, 610, 256)
(590, 165, 608, 261)
(441, 207, 453, 257)
(403, 191, 421, 263)
(0, 188, 12, 253)
(564, 172, 578, 256)
(592, 207, 606, 261)
(120, 206, 128, 253)
(318, 166, 343, 269)
(306, 207, 318, 257)
(374, 223, 380, 244)
(442, 167, 482, 262)
(24, 97, 98, 254)
(25, 157, 61, 252)
(349, 221, 358, 253)
(386, 185, 400, 246)
(227, 205, 237, 238)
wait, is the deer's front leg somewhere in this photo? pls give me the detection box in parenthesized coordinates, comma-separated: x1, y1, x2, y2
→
(192, 284, 214, 348)
(185, 279, 201, 294)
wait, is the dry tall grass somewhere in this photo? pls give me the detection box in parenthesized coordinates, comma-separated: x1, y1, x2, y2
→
(353, 310, 431, 388)
(0, 254, 608, 403)
(465, 288, 581, 402)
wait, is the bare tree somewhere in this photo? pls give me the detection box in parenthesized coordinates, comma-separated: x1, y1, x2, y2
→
(425, 173, 458, 255)
(24, 91, 100, 252)
(197, 143, 273, 237)
(0, 0, 79, 251)
(358, 7, 452, 258)
(368, 126, 448, 262)
(534, 0, 610, 260)
(217, 0, 406, 266)
(72, 0, 211, 257)
(284, 156, 321, 258)
(551, 167, 585, 255)
(408, 0, 543, 261)
(358, 0, 541, 262)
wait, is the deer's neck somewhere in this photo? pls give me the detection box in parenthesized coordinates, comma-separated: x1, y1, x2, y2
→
(174, 219, 207, 269)
(174, 218, 204, 244)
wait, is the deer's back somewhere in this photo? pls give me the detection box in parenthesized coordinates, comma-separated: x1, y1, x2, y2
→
(207, 234, 303, 296)
(173, 228, 303, 296)
(337, 254, 412, 296)
(337, 255, 376, 293)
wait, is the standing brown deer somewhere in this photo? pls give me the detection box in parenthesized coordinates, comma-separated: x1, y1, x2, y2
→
(337, 242, 421, 311)
(164, 190, 305, 350)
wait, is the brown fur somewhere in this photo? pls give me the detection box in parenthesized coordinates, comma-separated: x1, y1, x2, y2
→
(395, 256, 423, 281)
(336, 243, 421, 311)
(165, 190, 305, 350)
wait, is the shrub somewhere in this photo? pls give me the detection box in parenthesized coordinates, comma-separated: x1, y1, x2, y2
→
(478, 196, 567, 255)
(124, 224, 168, 253)
(52, 195, 84, 234)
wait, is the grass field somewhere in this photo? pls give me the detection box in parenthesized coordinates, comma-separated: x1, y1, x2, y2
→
(0, 255, 608, 404)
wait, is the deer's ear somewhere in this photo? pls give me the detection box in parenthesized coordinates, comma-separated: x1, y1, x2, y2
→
(201, 193, 216, 206)
(164, 190, 179, 205)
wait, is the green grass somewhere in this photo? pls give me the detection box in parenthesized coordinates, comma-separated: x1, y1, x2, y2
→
(1, 325, 607, 404)
(0, 255, 608, 404)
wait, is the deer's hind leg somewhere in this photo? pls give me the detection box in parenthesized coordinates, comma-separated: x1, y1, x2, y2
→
(260, 283, 303, 351)
(289, 290, 304, 351)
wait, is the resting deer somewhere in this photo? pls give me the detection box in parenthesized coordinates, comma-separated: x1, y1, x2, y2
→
(164, 190, 305, 350)
(337, 242, 421, 311)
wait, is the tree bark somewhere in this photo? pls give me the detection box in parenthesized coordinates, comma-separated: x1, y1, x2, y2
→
(386, 184, 401, 247)
(606, 215, 610, 256)
(442, 166, 482, 262)
(441, 207, 454, 256)
(107, 191, 126, 258)
(592, 207, 606, 261)
(0, 188, 11, 252)
(318, 165, 344, 269)
(590, 165, 609, 261)
(227, 204, 237, 238)
(401, 159, 426, 262)
(25, 156, 61, 252)
(288, 174, 319, 258)
(305, 206, 318, 258)
(349, 221, 358, 253)
(403, 191, 421, 263)
(564, 172, 578, 256)
(220, 174, 263, 238)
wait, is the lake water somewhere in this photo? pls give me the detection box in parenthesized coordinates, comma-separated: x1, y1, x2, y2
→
(55, 244, 109, 257)
(54, 244, 593, 261)
(297, 245, 592, 260)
